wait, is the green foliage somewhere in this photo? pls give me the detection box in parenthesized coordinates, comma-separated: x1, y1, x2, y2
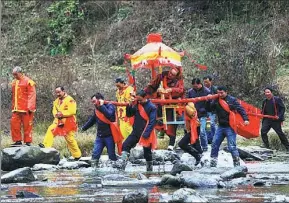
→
(46, 0, 84, 55)
(116, 6, 132, 21)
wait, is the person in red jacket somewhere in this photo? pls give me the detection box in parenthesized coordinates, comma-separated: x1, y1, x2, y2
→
(10, 66, 36, 147)
(144, 66, 184, 151)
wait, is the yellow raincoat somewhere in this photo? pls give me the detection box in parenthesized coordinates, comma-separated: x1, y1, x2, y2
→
(116, 85, 134, 139)
(42, 94, 81, 158)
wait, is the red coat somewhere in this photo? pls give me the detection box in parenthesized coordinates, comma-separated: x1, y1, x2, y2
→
(11, 75, 36, 112)
(144, 71, 184, 99)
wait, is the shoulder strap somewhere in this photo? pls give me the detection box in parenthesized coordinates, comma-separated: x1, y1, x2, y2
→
(138, 104, 149, 121)
(95, 109, 111, 124)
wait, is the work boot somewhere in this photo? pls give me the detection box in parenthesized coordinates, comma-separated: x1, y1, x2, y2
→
(91, 159, 99, 168)
(10, 141, 22, 147)
(113, 151, 129, 171)
(233, 156, 240, 167)
(74, 156, 81, 161)
(146, 161, 153, 172)
(167, 145, 174, 151)
(210, 158, 217, 167)
(194, 154, 202, 166)
(25, 142, 31, 146)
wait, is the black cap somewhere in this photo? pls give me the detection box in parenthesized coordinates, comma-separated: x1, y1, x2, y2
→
(115, 77, 125, 83)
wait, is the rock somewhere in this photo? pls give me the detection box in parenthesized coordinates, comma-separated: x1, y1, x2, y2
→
(271, 195, 289, 202)
(1, 167, 36, 183)
(16, 191, 41, 198)
(59, 161, 90, 169)
(220, 166, 248, 180)
(153, 150, 180, 163)
(122, 189, 148, 203)
(237, 147, 265, 161)
(225, 177, 252, 188)
(159, 193, 172, 203)
(130, 159, 146, 165)
(217, 181, 226, 188)
(103, 174, 133, 181)
(158, 174, 182, 187)
(137, 173, 148, 180)
(170, 162, 192, 175)
(253, 180, 266, 187)
(129, 146, 144, 160)
(201, 149, 245, 168)
(32, 164, 59, 171)
(1, 147, 60, 171)
(180, 153, 198, 167)
(180, 172, 220, 188)
(169, 188, 208, 203)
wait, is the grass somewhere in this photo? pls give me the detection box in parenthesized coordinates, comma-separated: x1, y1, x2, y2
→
(1, 123, 172, 158)
(2, 123, 289, 158)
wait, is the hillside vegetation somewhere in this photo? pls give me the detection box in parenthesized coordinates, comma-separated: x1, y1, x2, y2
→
(1, 0, 289, 132)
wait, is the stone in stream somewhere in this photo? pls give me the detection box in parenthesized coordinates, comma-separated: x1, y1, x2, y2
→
(253, 180, 267, 187)
(16, 191, 41, 198)
(271, 195, 289, 202)
(153, 150, 180, 162)
(169, 188, 208, 203)
(220, 165, 248, 180)
(2, 146, 60, 171)
(1, 167, 36, 183)
(32, 164, 59, 171)
(122, 189, 148, 203)
(170, 161, 193, 175)
(180, 171, 220, 188)
(158, 174, 182, 187)
(58, 161, 90, 169)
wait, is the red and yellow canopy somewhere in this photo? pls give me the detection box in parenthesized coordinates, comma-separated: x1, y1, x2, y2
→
(127, 33, 182, 69)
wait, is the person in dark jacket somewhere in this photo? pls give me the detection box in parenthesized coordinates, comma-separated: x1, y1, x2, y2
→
(203, 75, 218, 144)
(114, 89, 157, 171)
(261, 87, 289, 151)
(187, 78, 210, 151)
(81, 93, 117, 168)
(210, 86, 249, 167)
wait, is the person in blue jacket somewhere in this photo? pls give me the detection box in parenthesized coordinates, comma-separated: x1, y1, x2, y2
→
(114, 89, 157, 171)
(187, 78, 211, 151)
(81, 93, 117, 168)
(210, 86, 249, 167)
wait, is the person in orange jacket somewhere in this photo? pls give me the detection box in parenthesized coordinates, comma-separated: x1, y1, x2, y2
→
(39, 86, 81, 160)
(10, 66, 36, 147)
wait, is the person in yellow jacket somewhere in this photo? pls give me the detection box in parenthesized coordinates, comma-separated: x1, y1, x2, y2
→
(39, 86, 81, 160)
(115, 77, 134, 139)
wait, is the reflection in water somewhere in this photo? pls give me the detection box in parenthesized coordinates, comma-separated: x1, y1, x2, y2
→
(149, 186, 160, 203)
(2, 166, 289, 202)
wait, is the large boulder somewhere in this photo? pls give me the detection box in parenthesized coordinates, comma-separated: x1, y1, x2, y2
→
(2, 146, 60, 171)
(1, 167, 36, 183)
(180, 172, 221, 188)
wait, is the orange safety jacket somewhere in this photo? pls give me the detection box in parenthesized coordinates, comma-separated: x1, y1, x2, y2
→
(95, 109, 124, 155)
(138, 104, 158, 150)
(218, 98, 259, 138)
(11, 75, 36, 112)
(185, 112, 199, 144)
